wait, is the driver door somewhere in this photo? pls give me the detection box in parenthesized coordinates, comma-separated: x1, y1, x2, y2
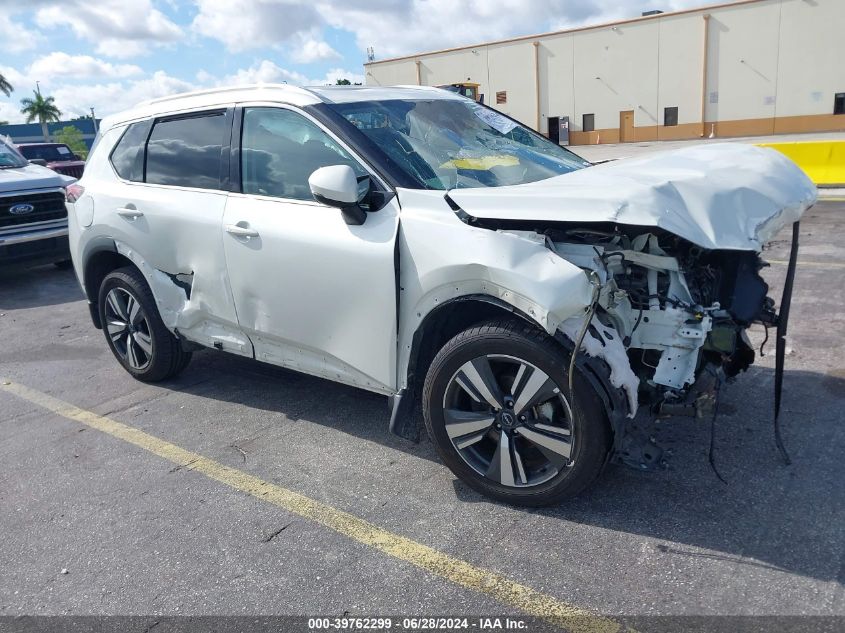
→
(221, 105, 399, 393)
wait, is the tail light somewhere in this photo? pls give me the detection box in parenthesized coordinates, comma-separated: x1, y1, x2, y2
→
(65, 184, 85, 203)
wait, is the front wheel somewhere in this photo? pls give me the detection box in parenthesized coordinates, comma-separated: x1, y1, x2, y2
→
(98, 266, 192, 382)
(423, 320, 611, 506)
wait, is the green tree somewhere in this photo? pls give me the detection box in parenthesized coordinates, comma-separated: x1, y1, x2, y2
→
(0, 121, 8, 127)
(20, 90, 62, 142)
(335, 78, 352, 85)
(0, 72, 12, 97)
(55, 125, 88, 159)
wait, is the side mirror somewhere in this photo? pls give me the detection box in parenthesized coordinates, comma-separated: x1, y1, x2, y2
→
(309, 165, 366, 225)
(29, 158, 48, 167)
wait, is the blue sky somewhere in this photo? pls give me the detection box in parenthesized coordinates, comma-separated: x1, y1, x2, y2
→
(0, 0, 710, 124)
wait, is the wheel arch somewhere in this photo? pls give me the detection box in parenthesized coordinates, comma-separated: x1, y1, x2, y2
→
(391, 293, 629, 446)
(81, 237, 135, 329)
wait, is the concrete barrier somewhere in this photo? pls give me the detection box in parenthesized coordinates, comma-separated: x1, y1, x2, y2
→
(757, 140, 845, 187)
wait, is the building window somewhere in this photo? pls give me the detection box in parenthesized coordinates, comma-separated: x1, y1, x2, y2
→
(664, 106, 679, 127)
(582, 113, 595, 132)
(835, 93, 845, 115)
(496, 91, 507, 105)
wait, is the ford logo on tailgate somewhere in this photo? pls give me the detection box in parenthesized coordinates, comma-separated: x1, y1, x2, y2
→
(9, 203, 35, 215)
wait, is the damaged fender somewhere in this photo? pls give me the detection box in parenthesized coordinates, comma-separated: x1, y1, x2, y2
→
(396, 189, 598, 390)
(112, 241, 254, 357)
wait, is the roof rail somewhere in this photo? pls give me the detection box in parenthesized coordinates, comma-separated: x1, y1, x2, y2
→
(142, 83, 309, 106)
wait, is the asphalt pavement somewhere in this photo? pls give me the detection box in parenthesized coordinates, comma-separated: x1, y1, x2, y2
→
(1, 202, 843, 627)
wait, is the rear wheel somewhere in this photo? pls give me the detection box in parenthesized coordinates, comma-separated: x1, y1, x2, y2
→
(423, 320, 610, 506)
(98, 266, 192, 382)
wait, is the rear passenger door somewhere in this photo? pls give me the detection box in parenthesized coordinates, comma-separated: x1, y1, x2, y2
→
(103, 109, 252, 356)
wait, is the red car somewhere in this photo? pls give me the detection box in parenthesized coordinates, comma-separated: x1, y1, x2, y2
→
(16, 143, 86, 179)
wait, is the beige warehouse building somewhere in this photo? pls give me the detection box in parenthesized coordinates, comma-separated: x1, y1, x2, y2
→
(364, 0, 845, 145)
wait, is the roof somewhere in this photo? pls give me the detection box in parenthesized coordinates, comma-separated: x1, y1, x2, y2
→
(364, 0, 763, 66)
(100, 83, 461, 131)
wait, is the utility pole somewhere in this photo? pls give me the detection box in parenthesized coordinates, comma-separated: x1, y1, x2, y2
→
(90, 107, 98, 133)
(35, 80, 41, 95)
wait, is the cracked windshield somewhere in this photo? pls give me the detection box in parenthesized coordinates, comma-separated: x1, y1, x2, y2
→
(331, 98, 590, 189)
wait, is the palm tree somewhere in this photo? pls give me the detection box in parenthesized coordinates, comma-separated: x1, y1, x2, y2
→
(0, 72, 12, 97)
(20, 90, 62, 142)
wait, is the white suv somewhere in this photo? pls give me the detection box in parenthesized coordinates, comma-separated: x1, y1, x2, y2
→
(68, 85, 815, 505)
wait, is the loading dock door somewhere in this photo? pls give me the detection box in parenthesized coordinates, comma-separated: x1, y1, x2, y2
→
(547, 116, 570, 146)
(620, 110, 634, 143)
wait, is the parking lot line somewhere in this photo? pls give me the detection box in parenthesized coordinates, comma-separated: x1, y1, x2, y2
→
(767, 259, 845, 269)
(1, 378, 622, 633)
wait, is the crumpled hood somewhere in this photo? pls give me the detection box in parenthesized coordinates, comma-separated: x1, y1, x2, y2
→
(0, 162, 75, 193)
(445, 143, 817, 251)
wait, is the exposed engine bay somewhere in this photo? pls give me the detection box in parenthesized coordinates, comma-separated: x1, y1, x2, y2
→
(497, 222, 791, 470)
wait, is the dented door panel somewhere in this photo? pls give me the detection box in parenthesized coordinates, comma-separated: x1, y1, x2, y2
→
(90, 178, 252, 356)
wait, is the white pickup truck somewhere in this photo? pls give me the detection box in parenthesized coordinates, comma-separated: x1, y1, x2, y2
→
(0, 137, 76, 268)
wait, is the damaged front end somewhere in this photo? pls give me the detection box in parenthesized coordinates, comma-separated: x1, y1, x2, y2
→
(550, 222, 799, 469)
(443, 143, 816, 471)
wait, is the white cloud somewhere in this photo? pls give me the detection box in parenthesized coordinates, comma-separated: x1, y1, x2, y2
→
(192, 0, 322, 53)
(0, 102, 21, 125)
(28, 53, 143, 81)
(35, 0, 183, 58)
(290, 35, 341, 63)
(0, 14, 40, 54)
(50, 71, 195, 120)
(200, 60, 363, 87)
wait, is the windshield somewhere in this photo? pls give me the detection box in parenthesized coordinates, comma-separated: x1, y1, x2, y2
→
(328, 98, 590, 189)
(17, 144, 75, 162)
(0, 140, 28, 169)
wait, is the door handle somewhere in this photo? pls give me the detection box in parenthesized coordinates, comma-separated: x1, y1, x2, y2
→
(225, 223, 260, 238)
(117, 208, 144, 220)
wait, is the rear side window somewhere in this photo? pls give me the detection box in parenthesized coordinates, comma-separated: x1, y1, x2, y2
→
(146, 112, 227, 190)
(110, 122, 148, 182)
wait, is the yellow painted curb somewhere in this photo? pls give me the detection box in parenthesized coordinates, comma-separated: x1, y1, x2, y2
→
(757, 140, 845, 186)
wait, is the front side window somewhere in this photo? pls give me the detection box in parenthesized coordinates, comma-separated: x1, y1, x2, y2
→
(146, 112, 226, 189)
(241, 107, 367, 201)
(110, 123, 148, 182)
(328, 99, 589, 190)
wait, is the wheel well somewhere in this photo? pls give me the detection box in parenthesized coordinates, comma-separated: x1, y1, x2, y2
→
(83, 251, 136, 327)
(407, 296, 534, 397)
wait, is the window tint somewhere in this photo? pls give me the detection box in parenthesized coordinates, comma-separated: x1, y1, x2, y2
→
(146, 113, 226, 189)
(241, 107, 367, 201)
(110, 122, 148, 182)
(582, 113, 595, 132)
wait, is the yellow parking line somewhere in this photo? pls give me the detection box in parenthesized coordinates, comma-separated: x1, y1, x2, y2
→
(767, 259, 845, 269)
(0, 379, 622, 633)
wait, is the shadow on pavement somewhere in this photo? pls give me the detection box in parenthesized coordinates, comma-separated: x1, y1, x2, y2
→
(168, 350, 845, 584)
(0, 264, 83, 310)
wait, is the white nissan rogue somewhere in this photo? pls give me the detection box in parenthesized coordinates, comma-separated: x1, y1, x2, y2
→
(67, 84, 816, 505)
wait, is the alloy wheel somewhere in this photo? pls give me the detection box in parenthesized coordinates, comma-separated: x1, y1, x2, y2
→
(104, 287, 154, 370)
(442, 354, 575, 488)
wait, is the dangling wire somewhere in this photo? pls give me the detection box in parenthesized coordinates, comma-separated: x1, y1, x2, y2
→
(708, 375, 728, 484)
(760, 324, 770, 357)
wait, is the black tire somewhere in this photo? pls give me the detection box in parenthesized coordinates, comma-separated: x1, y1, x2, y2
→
(98, 266, 192, 382)
(54, 260, 73, 270)
(423, 319, 610, 506)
